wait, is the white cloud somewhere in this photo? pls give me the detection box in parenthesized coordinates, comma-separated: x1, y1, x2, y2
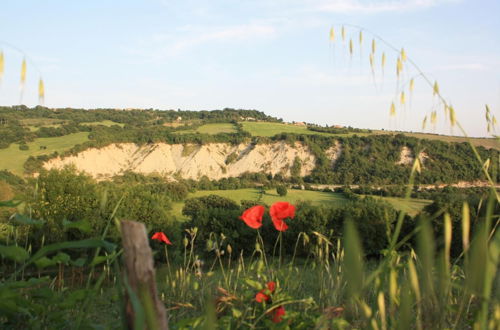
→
(126, 22, 279, 63)
(434, 63, 487, 71)
(169, 24, 277, 53)
(316, 0, 460, 13)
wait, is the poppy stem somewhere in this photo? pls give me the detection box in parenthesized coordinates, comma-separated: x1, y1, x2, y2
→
(164, 245, 172, 281)
(257, 230, 269, 271)
(279, 231, 283, 268)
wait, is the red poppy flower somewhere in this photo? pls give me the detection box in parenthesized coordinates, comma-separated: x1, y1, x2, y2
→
(151, 232, 172, 245)
(255, 281, 276, 303)
(240, 205, 265, 229)
(271, 305, 286, 323)
(270, 202, 295, 232)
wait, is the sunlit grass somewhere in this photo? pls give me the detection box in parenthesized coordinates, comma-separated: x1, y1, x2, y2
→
(173, 123, 237, 135)
(0, 132, 90, 175)
(80, 120, 125, 127)
(169, 188, 430, 220)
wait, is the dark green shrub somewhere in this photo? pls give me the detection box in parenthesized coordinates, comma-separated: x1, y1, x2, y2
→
(276, 185, 288, 196)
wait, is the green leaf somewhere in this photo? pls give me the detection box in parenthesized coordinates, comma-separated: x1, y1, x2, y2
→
(0, 200, 21, 208)
(11, 239, 116, 279)
(71, 257, 86, 267)
(10, 213, 45, 226)
(0, 245, 30, 262)
(231, 308, 242, 318)
(1, 277, 50, 289)
(52, 252, 71, 264)
(244, 279, 262, 290)
(343, 221, 364, 298)
(29, 239, 116, 265)
(90, 253, 115, 266)
(63, 219, 92, 234)
(34, 256, 57, 269)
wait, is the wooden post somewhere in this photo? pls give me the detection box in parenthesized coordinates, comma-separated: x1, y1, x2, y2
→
(121, 220, 168, 330)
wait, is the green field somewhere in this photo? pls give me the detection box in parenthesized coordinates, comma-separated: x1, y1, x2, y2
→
(197, 123, 237, 134)
(27, 124, 63, 131)
(373, 130, 499, 150)
(239, 122, 498, 149)
(170, 188, 431, 220)
(240, 122, 317, 137)
(174, 123, 237, 135)
(364, 195, 433, 216)
(20, 118, 67, 131)
(80, 120, 125, 127)
(0, 132, 90, 176)
(239, 121, 367, 137)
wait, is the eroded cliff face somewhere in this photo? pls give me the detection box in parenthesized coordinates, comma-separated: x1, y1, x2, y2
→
(43, 142, 316, 180)
(396, 146, 429, 166)
(43, 140, 427, 181)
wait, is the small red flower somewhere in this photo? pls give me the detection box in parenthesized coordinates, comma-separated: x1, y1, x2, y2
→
(240, 205, 265, 229)
(151, 232, 172, 245)
(270, 202, 295, 232)
(255, 281, 276, 303)
(271, 305, 286, 323)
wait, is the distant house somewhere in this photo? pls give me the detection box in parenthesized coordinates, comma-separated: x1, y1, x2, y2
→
(333, 125, 344, 128)
(294, 122, 306, 126)
(176, 116, 182, 122)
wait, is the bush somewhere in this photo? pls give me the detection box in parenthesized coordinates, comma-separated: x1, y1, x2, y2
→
(19, 143, 29, 150)
(276, 185, 288, 196)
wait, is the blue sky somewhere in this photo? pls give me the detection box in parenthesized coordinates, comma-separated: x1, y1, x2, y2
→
(0, 0, 499, 137)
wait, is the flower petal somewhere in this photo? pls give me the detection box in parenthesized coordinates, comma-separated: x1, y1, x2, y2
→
(151, 232, 172, 245)
(270, 202, 295, 221)
(272, 217, 289, 232)
(255, 291, 270, 303)
(240, 205, 265, 229)
(272, 306, 286, 323)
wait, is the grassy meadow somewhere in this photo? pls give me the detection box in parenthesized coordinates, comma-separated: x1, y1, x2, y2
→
(373, 130, 500, 149)
(79, 120, 125, 127)
(0, 132, 89, 176)
(174, 122, 237, 135)
(170, 188, 431, 220)
(239, 121, 353, 137)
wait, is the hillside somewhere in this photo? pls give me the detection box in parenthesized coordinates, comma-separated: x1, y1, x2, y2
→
(1, 106, 498, 184)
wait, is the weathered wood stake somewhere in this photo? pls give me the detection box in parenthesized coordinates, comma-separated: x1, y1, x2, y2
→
(121, 220, 168, 330)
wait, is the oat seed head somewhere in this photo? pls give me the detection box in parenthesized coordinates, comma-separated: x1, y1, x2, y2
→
(20, 58, 27, 86)
(329, 27, 335, 41)
(0, 51, 4, 81)
(433, 81, 439, 96)
(38, 78, 45, 105)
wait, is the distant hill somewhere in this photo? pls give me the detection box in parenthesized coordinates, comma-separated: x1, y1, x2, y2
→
(0, 106, 498, 184)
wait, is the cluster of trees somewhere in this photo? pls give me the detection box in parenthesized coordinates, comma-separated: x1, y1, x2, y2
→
(181, 194, 400, 258)
(299, 133, 498, 184)
(307, 125, 371, 134)
(1, 168, 190, 249)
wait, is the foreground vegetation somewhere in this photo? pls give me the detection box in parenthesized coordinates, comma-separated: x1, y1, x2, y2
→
(0, 178, 498, 328)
